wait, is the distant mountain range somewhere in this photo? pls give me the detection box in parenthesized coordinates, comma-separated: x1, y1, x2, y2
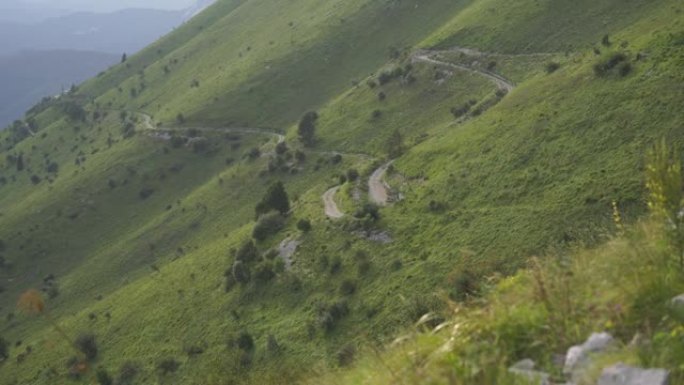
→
(0, 0, 216, 128)
(0, 8, 185, 55)
(0, 50, 118, 127)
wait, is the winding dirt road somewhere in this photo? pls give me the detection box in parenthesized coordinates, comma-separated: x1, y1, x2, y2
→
(413, 52, 516, 92)
(136, 112, 285, 144)
(323, 186, 344, 219)
(128, 48, 516, 219)
(368, 161, 393, 206)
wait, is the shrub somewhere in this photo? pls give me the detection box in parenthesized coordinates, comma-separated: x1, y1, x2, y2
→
(593, 52, 628, 77)
(224, 273, 236, 292)
(176, 113, 185, 124)
(117, 361, 140, 385)
(378, 92, 386, 101)
(330, 154, 343, 164)
(255, 181, 290, 218)
(618, 62, 633, 77)
(236, 332, 254, 352)
(346, 169, 359, 182)
(266, 335, 280, 354)
(366, 79, 377, 89)
(157, 358, 180, 375)
(254, 261, 276, 283)
(450, 103, 472, 119)
(66, 356, 86, 379)
(337, 344, 356, 367)
(545, 62, 561, 74)
(317, 301, 349, 332)
(246, 147, 261, 159)
(357, 259, 371, 276)
(339, 279, 357, 296)
(354, 203, 380, 221)
(75, 333, 98, 361)
(232, 261, 251, 284)
(139, 188, 154, 200)
(235, 240, 258, 263)
(298, 111, 318, 147)
(378, 71, 393, 85)
(601, 33, 612, 47)
(96, 368, 113, 385)
(275, 141, 288, 155)
(46, 162, 59, 174)
(252, 211, 285, 241)
(329, 256, 342, 275)
(371, 109, 382, 119)
(297, 218, 312, 232)
(30, 175, 41, 185)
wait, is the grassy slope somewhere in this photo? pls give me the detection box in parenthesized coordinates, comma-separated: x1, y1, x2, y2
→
(0, 0, 682, 384)
(312, 220, 684, 385)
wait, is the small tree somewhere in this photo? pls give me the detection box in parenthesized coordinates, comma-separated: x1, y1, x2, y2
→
(298, 111, 318, 147)
(255, 181, 290, 218)
(121, 53, 127, 63)
(235, 240, 258, 263)
(232, 261, 251, 284)
(75, 333, 98, 361)
(297, 218, 312, 232)
(252, 212, 285, 241)
(601, 34, 612, 47)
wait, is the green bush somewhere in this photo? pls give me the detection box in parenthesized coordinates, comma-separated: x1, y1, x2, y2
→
(337, 344, 356, 367)
(235, 240, 258, 263)
(117, 361, 140, 385)
(255, 181, 290, 218)
(297, 218, 312, 232)
(545, 62, 561, 74)
(237, 332, 255, 352)
(252, 211, 285, 241)
(76, 333, 98, 361)
(96, 368, 113, 385)
(593, 52, 628, 77)
(254, 261, 276, 283)
(346, 169, 359, 182)
(298, 111, 318, 147)
(231, 261, 251, 284)
(157, 358, 180, 375)
(339, 279, 357, 296)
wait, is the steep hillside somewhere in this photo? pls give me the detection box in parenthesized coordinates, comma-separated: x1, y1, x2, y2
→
(0, 0, 682, 384)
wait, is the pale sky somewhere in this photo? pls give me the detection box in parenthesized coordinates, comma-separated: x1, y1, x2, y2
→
(16, 0, 197, 12)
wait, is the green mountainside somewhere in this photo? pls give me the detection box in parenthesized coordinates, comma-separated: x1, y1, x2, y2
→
(0, 0, 683, 384)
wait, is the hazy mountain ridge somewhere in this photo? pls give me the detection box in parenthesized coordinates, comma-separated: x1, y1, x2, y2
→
(0, 9, 184, 55)
(0, 50, 118, 127)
